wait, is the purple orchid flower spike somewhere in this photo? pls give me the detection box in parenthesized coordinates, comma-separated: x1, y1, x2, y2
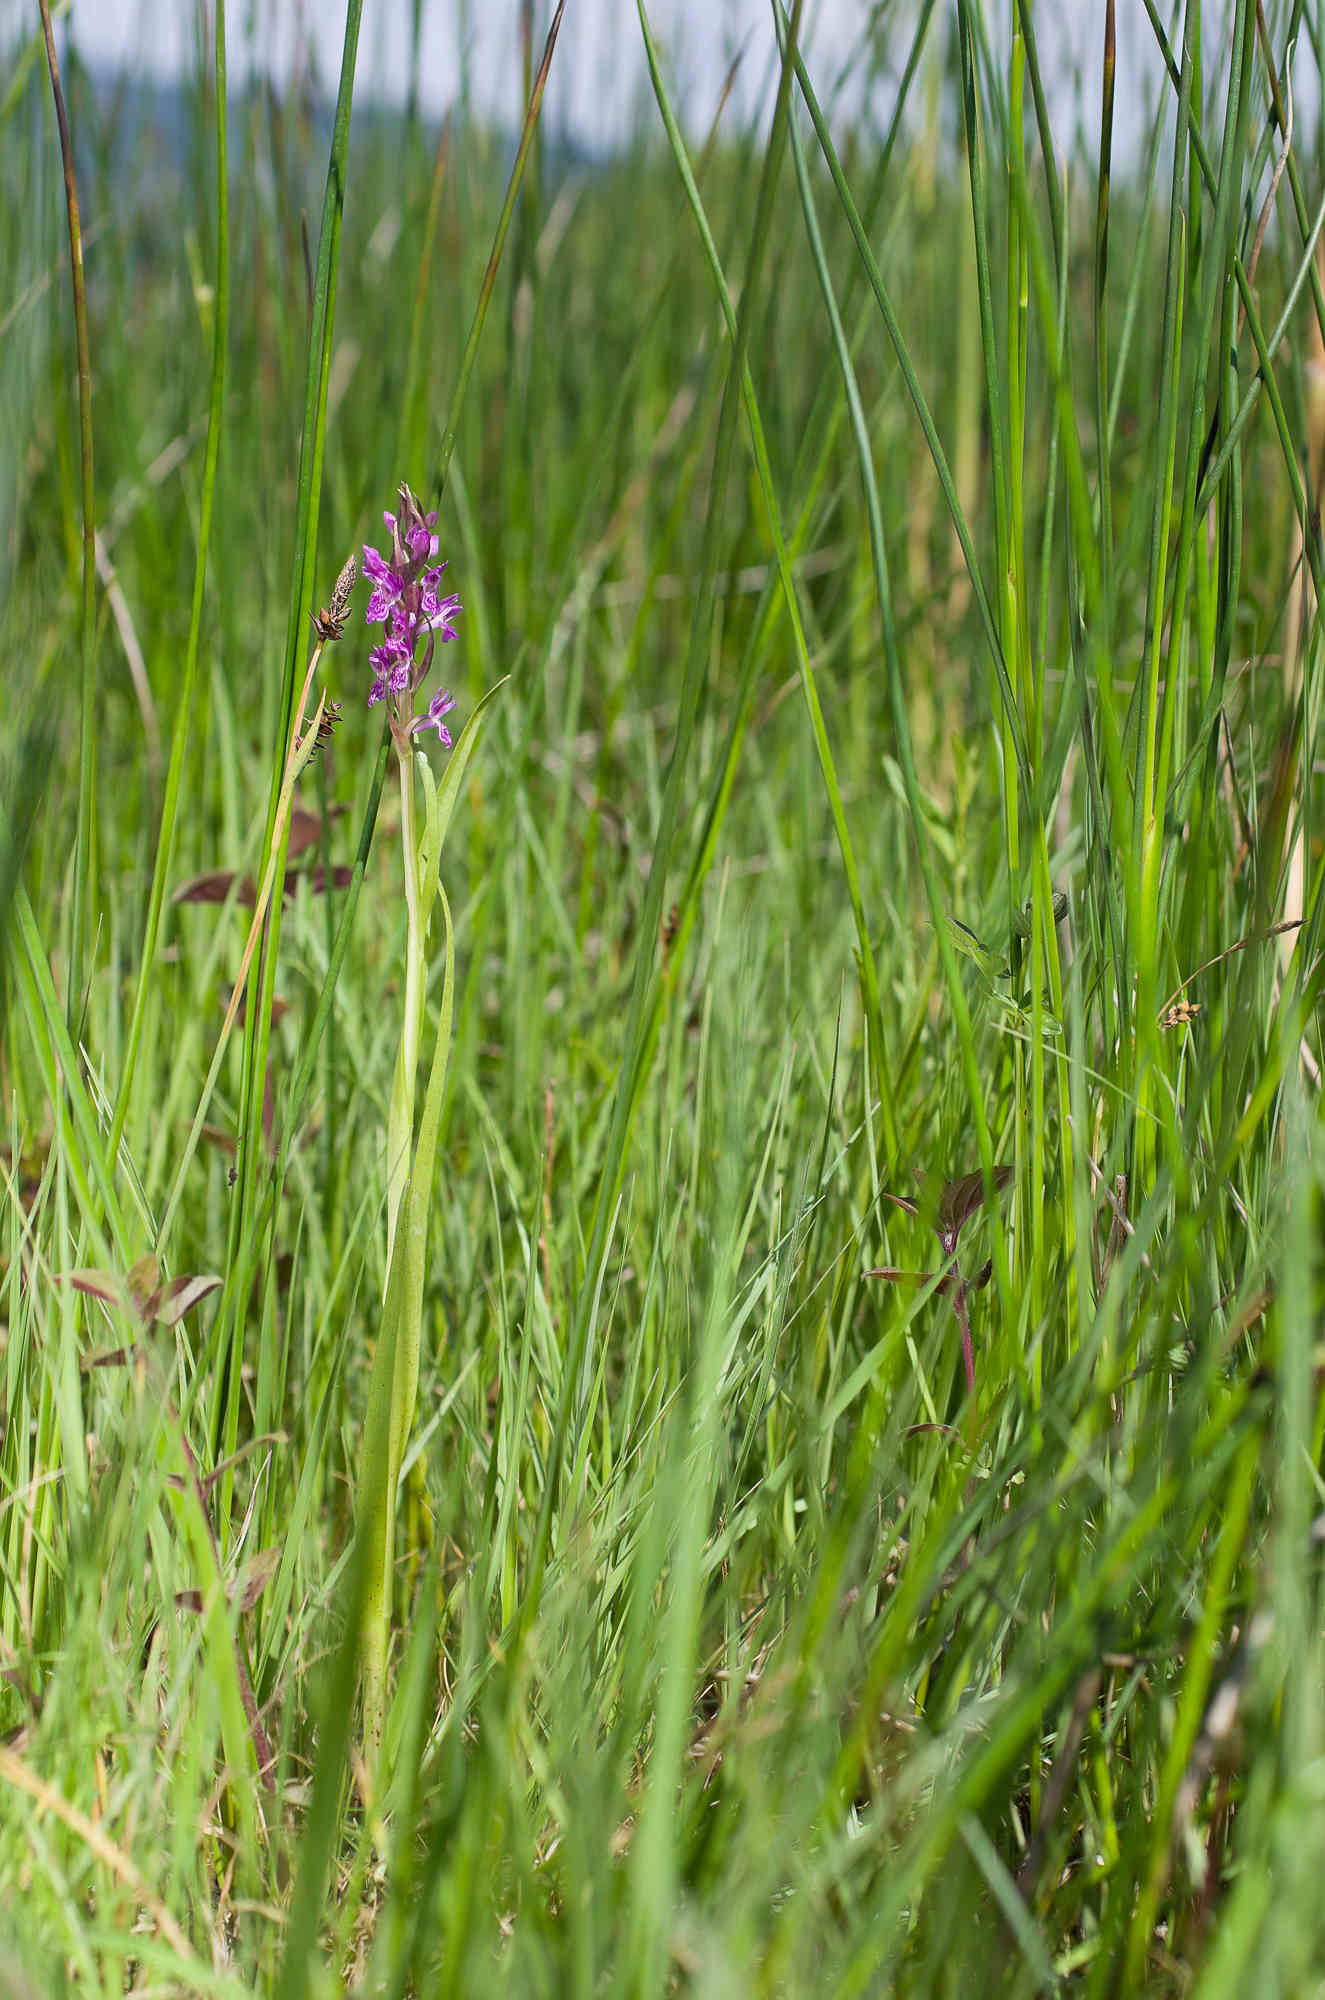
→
(363, 482, 463, 748)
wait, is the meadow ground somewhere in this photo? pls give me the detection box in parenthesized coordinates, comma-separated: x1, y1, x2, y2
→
(1, 2, 1324, 1992)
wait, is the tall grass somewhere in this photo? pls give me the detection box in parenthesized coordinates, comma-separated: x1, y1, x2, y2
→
(1, 0, 1323, 1990)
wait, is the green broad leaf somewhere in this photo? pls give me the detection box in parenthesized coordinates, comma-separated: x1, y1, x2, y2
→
(989, 988, 1063, 1037)
(881, 754, 957, 861)
(415, 745, 443, 940)
(413, 677, 505, 943)
(428, 675, 509, 862)
(358, 883, 457, 1760)
(1011, 890, 1069, 941)
(1023, 992, 1064, 1035)
(940, 914, 1006, 979)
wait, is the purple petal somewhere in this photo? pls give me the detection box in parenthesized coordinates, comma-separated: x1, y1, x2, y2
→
(370, 636, 411, 707)
(412, 688, 457, 745)
(418, 566, 452, 616)
(389, 607, 424, 662)
(363, 545, 405, 625)
(427, 595, 462, 641)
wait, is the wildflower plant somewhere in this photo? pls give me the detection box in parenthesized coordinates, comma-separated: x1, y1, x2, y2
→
(354, 484, 502, 1762)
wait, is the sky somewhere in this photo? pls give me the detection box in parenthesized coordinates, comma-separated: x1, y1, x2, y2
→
(6, 1, 1314, 169)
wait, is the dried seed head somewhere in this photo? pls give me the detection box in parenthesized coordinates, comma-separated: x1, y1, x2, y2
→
(311, 700, 343, 755)
(329, 551, 358, 621)
(311, 552, 359, 644)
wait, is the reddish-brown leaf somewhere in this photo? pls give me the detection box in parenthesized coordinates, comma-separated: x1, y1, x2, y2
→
(152, 1273, 223, 1326)
(236, 1546, 282, 1613)
(937, 1166, 1014, 1245)
(298, 864, 353, 897)
(65, 1268, 125, 1308)
(287, 804, 346, 858)
(172, 870, 258, 906)
(125, 1253, 161, 1317)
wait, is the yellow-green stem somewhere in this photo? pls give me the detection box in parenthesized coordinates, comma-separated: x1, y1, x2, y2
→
(387, 744, 424, 1269)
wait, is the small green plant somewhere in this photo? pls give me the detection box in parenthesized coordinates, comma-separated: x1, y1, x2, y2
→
(868, 1165, 1014, 1410)
(350, 483, 502, 1764)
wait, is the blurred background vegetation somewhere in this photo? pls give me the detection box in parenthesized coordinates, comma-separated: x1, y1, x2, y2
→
(1, 2, 1323, 1992)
